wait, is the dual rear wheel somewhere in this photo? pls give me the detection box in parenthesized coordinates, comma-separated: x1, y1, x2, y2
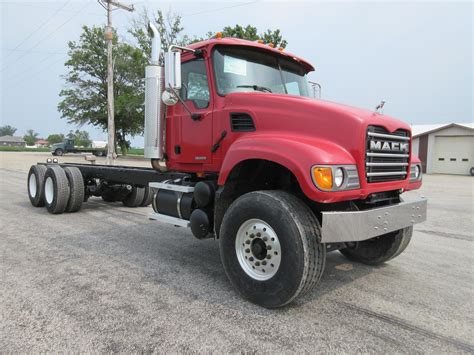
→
(28, 165, 84, 214)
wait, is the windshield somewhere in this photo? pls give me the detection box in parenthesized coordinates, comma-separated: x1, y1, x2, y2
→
(213, 46, 310, 97)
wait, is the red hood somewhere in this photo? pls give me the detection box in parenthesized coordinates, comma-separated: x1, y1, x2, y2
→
(224, 92, 411, 161)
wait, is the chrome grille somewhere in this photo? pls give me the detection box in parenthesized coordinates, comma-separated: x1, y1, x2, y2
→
(366, 126, 410, 183)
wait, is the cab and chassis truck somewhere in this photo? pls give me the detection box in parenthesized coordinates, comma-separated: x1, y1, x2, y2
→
(27, 24, 427, 308)
(50, 138, 107, 157)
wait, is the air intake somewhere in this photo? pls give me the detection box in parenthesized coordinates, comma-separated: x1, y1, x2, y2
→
(230, 113, 255, 132)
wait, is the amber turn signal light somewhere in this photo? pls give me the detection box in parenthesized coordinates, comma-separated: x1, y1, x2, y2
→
(312, 167, 333, 190)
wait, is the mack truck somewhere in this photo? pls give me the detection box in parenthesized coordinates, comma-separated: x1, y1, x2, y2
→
(26, 23, 427, 308)
(50, 138, 107, 156)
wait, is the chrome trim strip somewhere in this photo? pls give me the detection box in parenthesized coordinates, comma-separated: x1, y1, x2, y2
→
(149, 182, 195, 193)
(148, 212, 190, 228)
(366, 162, 409, 167)
(321, 197, 427, 243)
(367, 152, 410, 158)
(367, 171, 407, 177)
(368, 132, 410, 141)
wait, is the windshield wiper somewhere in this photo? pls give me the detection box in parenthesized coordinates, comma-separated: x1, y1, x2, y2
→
(236, 85, 272, 93)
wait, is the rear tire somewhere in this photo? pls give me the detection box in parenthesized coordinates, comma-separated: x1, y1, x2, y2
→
(27, 164, 47, 207)
(339, 227, 413, 265)
(44, 166, 70, 214)
(219, 190, 326, 308)
(64, 167, 84, 212)
(122, 187, 145, 207)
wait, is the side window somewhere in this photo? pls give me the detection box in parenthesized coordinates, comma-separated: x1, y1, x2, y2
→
(181, 59, 210, 109)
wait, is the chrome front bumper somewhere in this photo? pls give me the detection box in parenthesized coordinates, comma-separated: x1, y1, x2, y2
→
(321, 197, 427, 243)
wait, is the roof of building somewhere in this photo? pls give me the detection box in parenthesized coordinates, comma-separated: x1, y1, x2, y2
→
(411, 123, 474, 138)
(0, 135, 26, 143)
(35, 139, 49, 144)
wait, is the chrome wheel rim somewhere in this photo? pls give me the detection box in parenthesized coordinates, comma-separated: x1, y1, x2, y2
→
(45, 177, 54, 204)
(29, 174, 37, 197)
(235, 218, 281, 281)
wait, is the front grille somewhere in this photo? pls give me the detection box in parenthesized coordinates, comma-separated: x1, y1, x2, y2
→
(366, 126, 410, 183)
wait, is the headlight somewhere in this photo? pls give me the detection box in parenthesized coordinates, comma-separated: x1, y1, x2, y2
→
(410, 164, 422, 182)
(334, 168, 344, 188)
(311, 165, 359, 191)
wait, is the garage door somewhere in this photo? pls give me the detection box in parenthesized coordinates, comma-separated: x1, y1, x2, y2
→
(432, 136, 473, 175)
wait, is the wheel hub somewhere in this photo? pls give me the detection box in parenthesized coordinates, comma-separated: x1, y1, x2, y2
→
(235, 219, 281, 281)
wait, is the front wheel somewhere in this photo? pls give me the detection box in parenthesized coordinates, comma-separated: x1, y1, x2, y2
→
(219, 190, 326, 308)
(339, 227, 413, 265)
(54, 149, 64, 156)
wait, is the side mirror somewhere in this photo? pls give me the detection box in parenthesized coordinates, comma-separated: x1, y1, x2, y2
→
(164, 51, 181, 91)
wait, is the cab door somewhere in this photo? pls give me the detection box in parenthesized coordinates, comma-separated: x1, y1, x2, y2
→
(167, 58, 213, 168)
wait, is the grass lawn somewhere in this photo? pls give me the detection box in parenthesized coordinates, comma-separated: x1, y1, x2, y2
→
(0, 146, 50, 152)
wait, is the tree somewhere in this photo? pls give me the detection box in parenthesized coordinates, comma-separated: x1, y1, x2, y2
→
(192, 25, 288, 48)
(0, 125, 17, 136)
(58, 26, 147, 154)
(67, 129, 91, 147)
(23, 129, 39, 146)
(47, 133, 65, 145)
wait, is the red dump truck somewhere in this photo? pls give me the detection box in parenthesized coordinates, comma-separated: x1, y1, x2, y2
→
(27, 24, 426, 307)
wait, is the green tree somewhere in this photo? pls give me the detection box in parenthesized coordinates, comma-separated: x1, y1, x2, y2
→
(58, 26, 146, 154)
(67, 129, 91, 147)
(23, 129, 39, 146)
(192, 25, 288, 48)
(0, 125, 17, 136)
(47, 133, 65, 145)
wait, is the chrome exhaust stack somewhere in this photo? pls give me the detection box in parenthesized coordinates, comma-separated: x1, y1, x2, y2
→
(144, 21, 165, 159)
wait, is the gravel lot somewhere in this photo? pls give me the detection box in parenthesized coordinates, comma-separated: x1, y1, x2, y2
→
(1, 152, 473, 352)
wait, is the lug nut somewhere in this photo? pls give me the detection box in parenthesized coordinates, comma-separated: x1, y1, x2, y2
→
(266, 255, 271, 259)
(250, 234, 255, 238)
(256, 232, 261, 237)
(255, 261, 260, 266)
(245, 248, 250, 253)
(249, 257, 254, 261)
(262, 261, 267, 265)
(266, 245, 272, 250)
(263, 236, 268, 241)
(245, 240, 250, 244)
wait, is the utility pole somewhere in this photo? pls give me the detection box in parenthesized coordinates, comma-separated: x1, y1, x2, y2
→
(99, 0, 134, 165)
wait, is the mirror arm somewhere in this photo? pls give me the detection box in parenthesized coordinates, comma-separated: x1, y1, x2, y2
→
(167, 86, 202, 121)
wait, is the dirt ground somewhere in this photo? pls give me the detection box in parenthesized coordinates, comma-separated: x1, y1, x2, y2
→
(1, 152, 473, 352)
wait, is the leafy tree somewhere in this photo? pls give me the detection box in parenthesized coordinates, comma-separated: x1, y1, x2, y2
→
(23, 129, 39, 146)
(58, 26, 146, 154)
(47, 133, 65, 145)
(129, 9, 193, 59)
(67, 129, 91, 147)
(0, 125, 17, 136)
(192, 25, 288, 48)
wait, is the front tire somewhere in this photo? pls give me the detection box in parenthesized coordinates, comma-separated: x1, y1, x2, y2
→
(339, 227, 413, 265)
(220, 190, 326, 308)
(55, 149, 64, 156)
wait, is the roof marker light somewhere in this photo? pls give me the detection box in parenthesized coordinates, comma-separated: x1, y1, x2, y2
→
(268, 43, 274, 48)
(215, 32, 222, 39)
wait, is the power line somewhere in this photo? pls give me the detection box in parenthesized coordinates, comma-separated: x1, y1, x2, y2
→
(181, 0, 259, 17)
(0, 1, 92, 73)
(2, 0, 72, 63)
(1, 47, 65, 55)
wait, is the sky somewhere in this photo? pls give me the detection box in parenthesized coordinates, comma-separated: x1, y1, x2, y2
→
(0, 0, 472, 147)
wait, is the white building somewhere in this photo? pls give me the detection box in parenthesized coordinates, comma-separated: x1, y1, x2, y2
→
(411, 123, 473, 175)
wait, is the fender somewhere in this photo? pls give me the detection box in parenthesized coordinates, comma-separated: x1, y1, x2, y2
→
(218, 133, 360, 203)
